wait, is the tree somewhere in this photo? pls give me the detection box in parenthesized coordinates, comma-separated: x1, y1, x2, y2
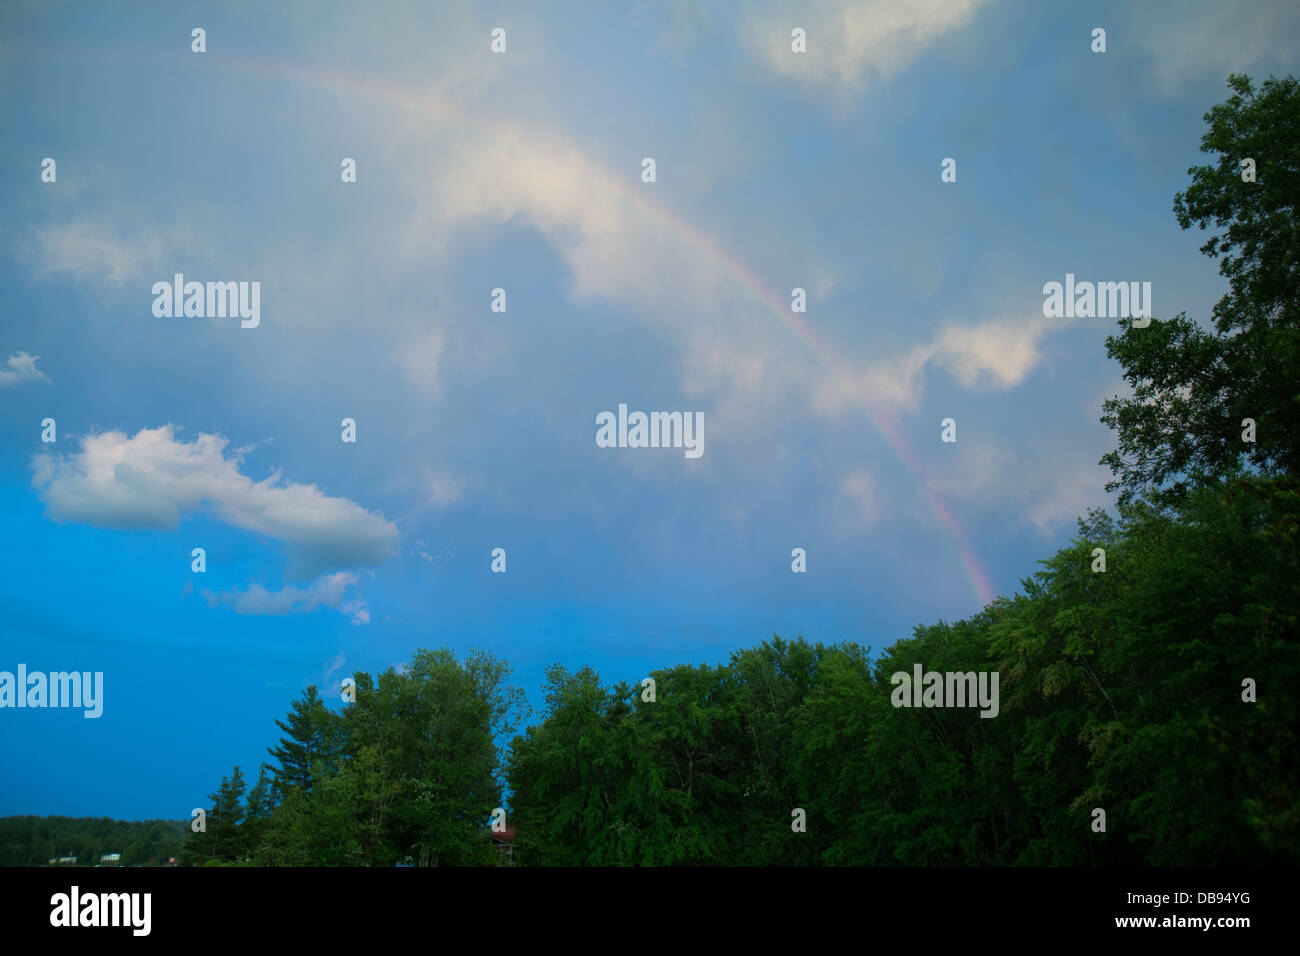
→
(507, 665, 645, 866)
(241, 766, 274, 854)
(1101, 74, 1299, 506)
(266, 685, 340, 800)
(376, 649, 523, 866)
(243, 649, 524, 866)
(184, 767, 247, 865)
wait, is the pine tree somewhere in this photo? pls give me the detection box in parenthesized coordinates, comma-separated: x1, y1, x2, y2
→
(266, 685, 339, 799)
(208, 766, 247, 863)
(241, 766, 274, 857)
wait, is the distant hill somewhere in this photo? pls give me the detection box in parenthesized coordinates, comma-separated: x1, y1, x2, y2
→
(0, 815, 187, 867)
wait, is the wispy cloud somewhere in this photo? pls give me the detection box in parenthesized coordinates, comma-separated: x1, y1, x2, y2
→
(322, 652, 347, 684)
(839, 469, 879, 526)
(815, 316, 1050, 416)
(392, 108, 1048, 429)
(204, 572, 371, 624)
(411, 539, 454, 565)
(740, 0, 991, 104)
(0, 351, 49, 388)
(412, 125, 726, 313)
(426, 472, 465, 508)
(1129, 0, 1300, 97)
(27, 220, 164, 286)
(1025, 466, 1112, 536)
(397, 329, 448, 398)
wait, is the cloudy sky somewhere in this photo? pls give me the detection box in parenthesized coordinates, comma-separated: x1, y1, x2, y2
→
(2, 0, 1296, 819)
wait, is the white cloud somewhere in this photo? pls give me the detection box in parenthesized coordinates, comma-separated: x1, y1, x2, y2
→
(401, 120, 1053, 429)
(370, 47, 1051, 438)
(355, 62, 1065, 441)
(0, 351, 49, 388)
(31, 425, 398, 576)
(816, 316, 1049, 415)
(740, 0, 990, 100)
(29, 220, 164, 285)
(204, 572, 370, 624)
(396, 121, 729, 321)
(933, 320, 1045, 389)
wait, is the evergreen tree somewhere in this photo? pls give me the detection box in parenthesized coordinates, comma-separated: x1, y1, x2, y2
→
(240, 766, 274, 857)
(182, 767, 246, 865)
(207, 767, 247, 863)
(266, 685, 339, 800)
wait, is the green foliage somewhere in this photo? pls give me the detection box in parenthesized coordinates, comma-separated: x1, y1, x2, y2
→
(22, 473, 1295, 868)
(178, 647, 523, 867)
(506, 478, 1299, 866)
(0, 816, 185, 867)
(266, 684, 339, 800)
(1103, 74, 1300, 505)
(182, 765, 247, 865)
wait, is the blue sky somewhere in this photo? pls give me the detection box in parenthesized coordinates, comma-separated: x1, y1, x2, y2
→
(2, 0, 1297, 820)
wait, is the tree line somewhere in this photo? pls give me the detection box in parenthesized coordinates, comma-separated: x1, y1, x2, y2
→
(508, 478, 1297, 865)
(179, 462, 1297, 865)
(0, 816, 185, 867)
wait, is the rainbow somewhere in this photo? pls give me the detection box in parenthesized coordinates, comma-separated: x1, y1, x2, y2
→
(182, 52, 999, 608)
